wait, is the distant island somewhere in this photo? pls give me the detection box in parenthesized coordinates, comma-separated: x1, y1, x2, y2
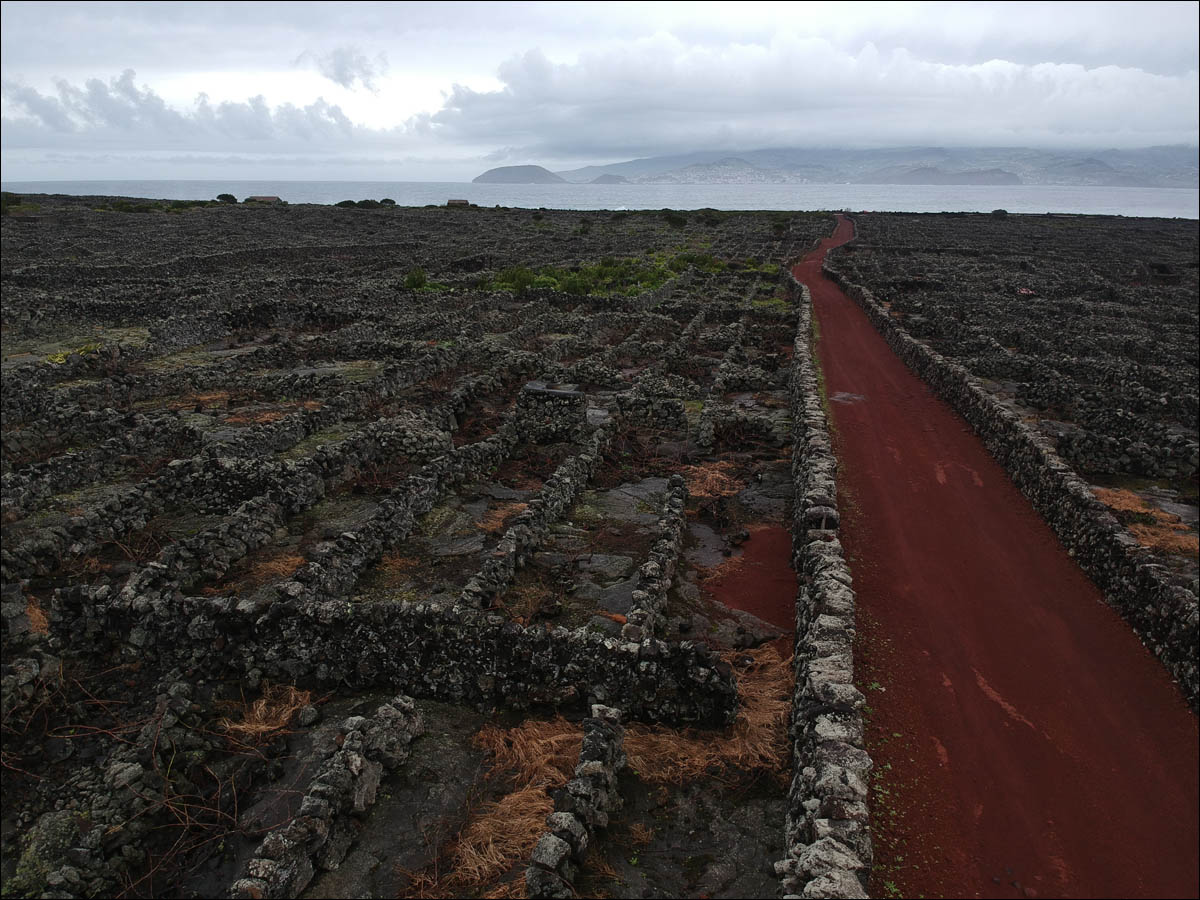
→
(471, 145, 1198, 188)
(473, 165, 566, 184)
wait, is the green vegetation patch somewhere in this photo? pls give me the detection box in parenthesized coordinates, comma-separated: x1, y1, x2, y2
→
(45, 342, 104, 364)
(1, 192, 40, 216)
(490, 250, 733, 297)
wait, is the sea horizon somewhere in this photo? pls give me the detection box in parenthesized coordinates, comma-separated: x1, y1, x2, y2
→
(3, 179, 1198, 219)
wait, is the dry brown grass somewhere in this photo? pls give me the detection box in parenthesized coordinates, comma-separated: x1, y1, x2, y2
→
(445, 786, 556, 886)
(401, 645, 792, 897)
(505, 580, 556, 625)
(226, 410, 287, 425)
(680, 461, 745, 500)
(219, 683, 311, 742)
(628, 823, 654, 846)
(168, 391, 231, 410)
(473, 718, 582, 790)
(25, 596, 49, 635)
(625, 645, 792, 782)
(246, 553, 306, 582)
(63, 555, 110, 577)
(590, 856, 619, 882)
(400, 720, 579, 897)
(1128, 523, 1199, 555)
(381, 553, 422, 574)
(480, 875, 527, 898)
(696, 554, 746, 585)
(480, 502, 528, 535)
(202, 551, 306, 596)
(1094, 487, 1198, 557)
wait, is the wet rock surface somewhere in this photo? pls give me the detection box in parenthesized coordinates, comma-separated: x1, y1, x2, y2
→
(580, 773, 788, 899)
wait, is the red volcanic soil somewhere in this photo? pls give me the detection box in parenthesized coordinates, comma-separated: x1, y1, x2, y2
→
(705, 524, 797, 656)
(794, 216, 1199, 899)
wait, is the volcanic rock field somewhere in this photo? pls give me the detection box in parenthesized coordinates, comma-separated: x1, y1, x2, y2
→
(1, 197, 1196, 899)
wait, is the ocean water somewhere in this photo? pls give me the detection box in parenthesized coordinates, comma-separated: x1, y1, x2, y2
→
(2, 179, 1197, 219)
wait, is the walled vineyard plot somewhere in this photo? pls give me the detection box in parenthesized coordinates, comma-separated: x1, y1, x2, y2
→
(2, 199, 860, 899)
(829, 213, 1199, 590)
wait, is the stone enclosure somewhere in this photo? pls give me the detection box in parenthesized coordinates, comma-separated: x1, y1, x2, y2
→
(2, 198, 849, 899)
(1, 198, 1195, 899)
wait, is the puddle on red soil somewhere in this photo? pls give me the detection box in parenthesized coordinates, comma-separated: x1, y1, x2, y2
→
(703, 524, 796, 655)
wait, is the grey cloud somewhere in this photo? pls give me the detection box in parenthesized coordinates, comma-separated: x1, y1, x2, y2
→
(419, 37, 1199, 157)
(298, 46, 389, 92)
(3, 71, 383, 152)
(1, 82, 77, 132)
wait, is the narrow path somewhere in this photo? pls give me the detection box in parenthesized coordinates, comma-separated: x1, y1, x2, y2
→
(794, 215, 1199, 899)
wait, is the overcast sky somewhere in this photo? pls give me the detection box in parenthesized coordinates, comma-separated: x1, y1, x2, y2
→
(1, 0, 1197, 181)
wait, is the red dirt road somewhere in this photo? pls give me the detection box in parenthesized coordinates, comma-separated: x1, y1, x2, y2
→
(795, 216, 1199, 899)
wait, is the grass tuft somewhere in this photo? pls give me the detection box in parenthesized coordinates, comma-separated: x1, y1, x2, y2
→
(680, 460, 745, 499)
(25, 596, 49, 635)
(1093, 487, 1198, 556)
(219, 683, 311, 741)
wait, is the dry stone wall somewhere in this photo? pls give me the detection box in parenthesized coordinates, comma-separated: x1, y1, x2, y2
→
(777, 278, 872, 899)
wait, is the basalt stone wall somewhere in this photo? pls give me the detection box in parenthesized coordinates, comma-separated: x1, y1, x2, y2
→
(526, 705, 627, 899)
(4, 674, 236, 899)
(621, 474, 688, 642)
(824, 257, 1199, 709)
(458, 424, 613, 609)
(149, 309, 231, 351)
(516, 383, 589, 443)
(2, 407, 151, 471)
(1, 414, 200, 518)
(1, 412, 450, 583)
(777, 277, 872, 900)
(614, 385, 689, 432)
(54, 589, 737, 727)
(229, 696, 423, 900)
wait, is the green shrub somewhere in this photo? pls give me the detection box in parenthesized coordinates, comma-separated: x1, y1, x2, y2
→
(335, 200, 357, 208)
(404, 267, 428, 290)
(216, 193, 237, 204)
(661, 209, 687, 228)
(380, 198, 396, 206)
(0, 192, 31, 216)
(561, 273, 591, 295)
(992, 208, 1008, 218)
(670, 251, 725, 274)
(496, 266, 537, 293)
(357, 199, 381, 209)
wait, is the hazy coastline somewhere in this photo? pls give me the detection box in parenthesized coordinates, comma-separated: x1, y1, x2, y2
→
(4, 180, 1198, 218)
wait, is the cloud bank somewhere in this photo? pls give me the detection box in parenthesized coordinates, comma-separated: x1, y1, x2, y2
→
(2, 2, 1196, 180)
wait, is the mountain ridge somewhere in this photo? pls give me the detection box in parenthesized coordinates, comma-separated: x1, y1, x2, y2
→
(548, 145, 1198, 187)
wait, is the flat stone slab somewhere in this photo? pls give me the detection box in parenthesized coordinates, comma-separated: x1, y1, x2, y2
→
(577, 554, 635, 582)
(429, 534, 486, 557)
